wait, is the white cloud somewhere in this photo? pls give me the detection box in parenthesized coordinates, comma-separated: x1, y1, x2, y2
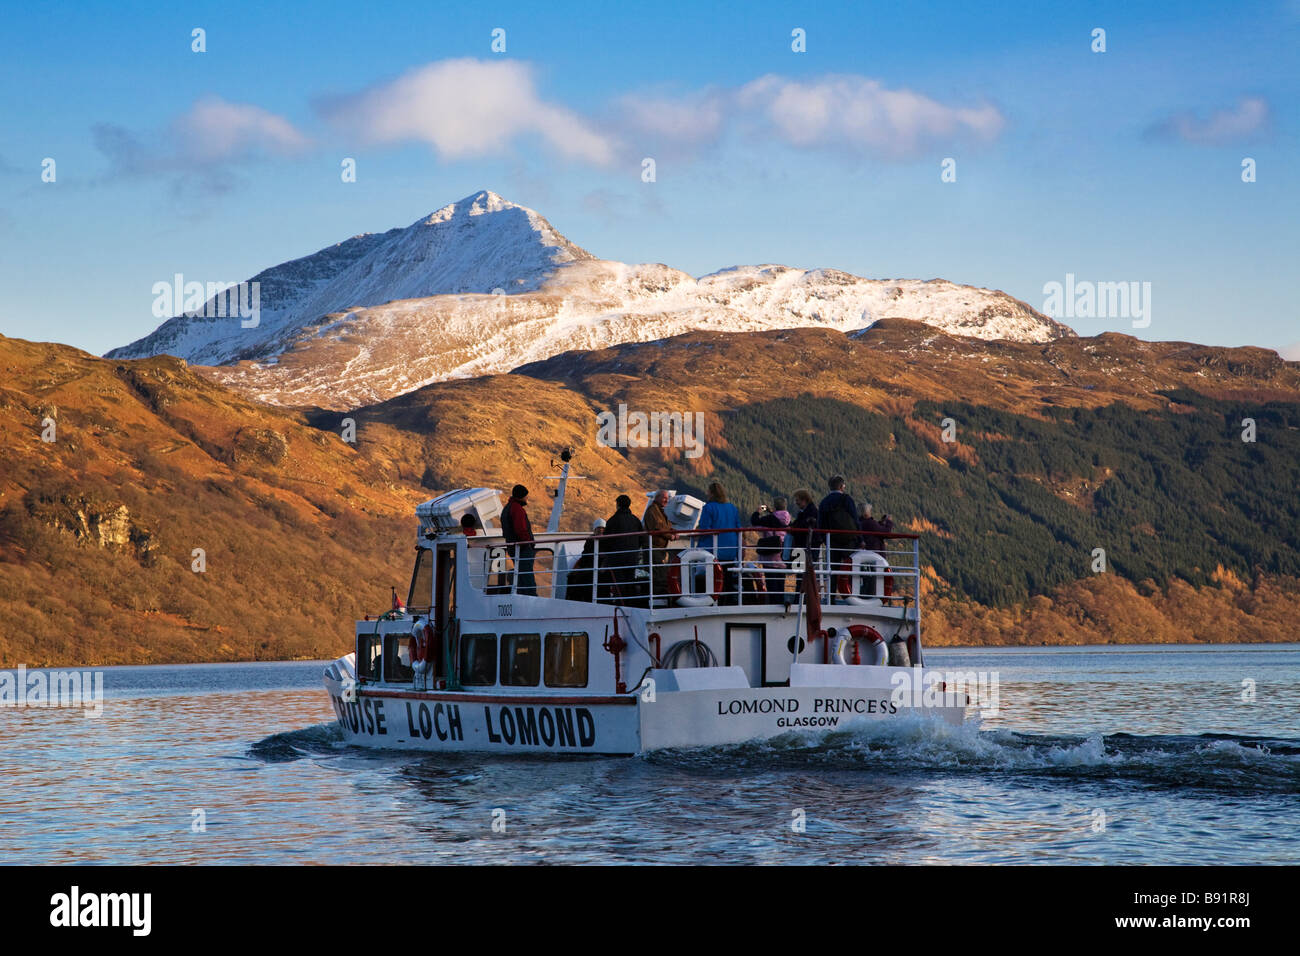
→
(173, 96, 311, 161)
(94, 97, 310, 195)
(741, 74, 1006, 156)
(321, 59, 617, 166)
(1146, 96, 1270, 146)
(1278, 341, 1300, 362)
(615, 90, 728, 147)
(620, 74, 1005, 160)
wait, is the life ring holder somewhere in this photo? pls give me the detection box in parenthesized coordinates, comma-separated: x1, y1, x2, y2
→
(832, 624, 885, 665)
(841, 549, 887, 605)
(676, 548, 718, 606)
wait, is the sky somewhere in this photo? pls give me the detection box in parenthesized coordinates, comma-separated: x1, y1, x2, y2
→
(0, 0, 1296, 358)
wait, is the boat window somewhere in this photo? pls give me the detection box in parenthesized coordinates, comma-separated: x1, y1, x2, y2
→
(357, 632, 382, 681)
(384, 634, 414, 683)
(460, 634, 497, 686)
(544, 632, 589, 688)
(500, 633, 541, 687)
(407, 548, 433, 613)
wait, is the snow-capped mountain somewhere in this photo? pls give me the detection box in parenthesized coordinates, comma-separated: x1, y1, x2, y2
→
(108, 190, 1073, 408)
(108, 191, 591, 366)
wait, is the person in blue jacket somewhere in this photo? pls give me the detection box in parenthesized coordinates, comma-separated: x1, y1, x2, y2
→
(694, 480, 740, 603)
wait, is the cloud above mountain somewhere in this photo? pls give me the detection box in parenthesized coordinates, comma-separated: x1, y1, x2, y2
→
(93, 96, 310, 194)
(1145, 96, 1270, 146)
(93, 59, 1006, 194)
(173, 97, 311, 160)
(618, 74, 1006, 159)
(319, 59, 618, 165)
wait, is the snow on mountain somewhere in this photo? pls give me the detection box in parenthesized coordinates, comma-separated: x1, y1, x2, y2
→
(107, 190, 591, 365)
(108, 190, 1072, 408)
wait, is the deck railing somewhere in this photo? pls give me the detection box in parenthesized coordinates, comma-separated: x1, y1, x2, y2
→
(462, 526, 922, 612)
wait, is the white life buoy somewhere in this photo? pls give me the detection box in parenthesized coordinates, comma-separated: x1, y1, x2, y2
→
(841, 549, 887, 605)
(676, 548, 717, 606)
(832, 624, 886, 665)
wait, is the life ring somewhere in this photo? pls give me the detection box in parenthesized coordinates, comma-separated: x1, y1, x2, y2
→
(410, 618, 430, 662)
(841, 549, 887, 605)
(676, 548, 718, 606)
(833, 624, 885, 665)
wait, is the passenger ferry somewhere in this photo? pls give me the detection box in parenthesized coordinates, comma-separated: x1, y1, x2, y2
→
(322, 451, 969, 754)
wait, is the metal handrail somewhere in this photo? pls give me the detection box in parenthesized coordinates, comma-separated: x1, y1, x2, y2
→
(461, 526, 923, 611)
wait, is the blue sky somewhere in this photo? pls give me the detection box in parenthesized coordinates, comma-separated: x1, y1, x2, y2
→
(0, 0, 1296, 357)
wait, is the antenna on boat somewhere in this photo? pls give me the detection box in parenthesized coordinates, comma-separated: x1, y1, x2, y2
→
(544, 447, 588, 533)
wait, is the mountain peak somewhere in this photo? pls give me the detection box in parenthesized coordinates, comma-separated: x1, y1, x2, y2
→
(108, 189, 1068, 384)
(108, 189, 593, 365)
(424, 189, 520, 225)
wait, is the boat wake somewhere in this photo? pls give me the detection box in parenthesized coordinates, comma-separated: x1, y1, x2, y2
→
(248, 723, 346, 762)
(250, 717, 1300, 795)
(650, 716, 1300, 795)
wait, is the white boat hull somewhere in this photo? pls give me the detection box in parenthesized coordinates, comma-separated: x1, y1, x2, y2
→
(323, 656, 967, 755)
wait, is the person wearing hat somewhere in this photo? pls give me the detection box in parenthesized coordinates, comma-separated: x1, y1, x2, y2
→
(604, 494, 648, 606)
(501, 484, 536, 596)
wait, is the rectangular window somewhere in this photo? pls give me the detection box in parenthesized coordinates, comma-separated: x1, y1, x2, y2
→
(500, 633, 541, 687)
(384, 634, 414, 683)
(357, 632, 382, 681)
(460, 634, 497, 686)
(407, 548, 433, 613)
(544, 632, 589, 688)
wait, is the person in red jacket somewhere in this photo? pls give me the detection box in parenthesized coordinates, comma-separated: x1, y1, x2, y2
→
(501, 484, 537, 596)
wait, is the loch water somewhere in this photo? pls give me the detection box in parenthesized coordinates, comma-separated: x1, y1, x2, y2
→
(2, 644, 1297, 864)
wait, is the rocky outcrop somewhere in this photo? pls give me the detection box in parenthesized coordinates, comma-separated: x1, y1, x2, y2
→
(28, 492, 158, 565)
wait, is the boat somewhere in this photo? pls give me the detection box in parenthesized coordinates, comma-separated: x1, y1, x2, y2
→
(322, 450, 970, 754)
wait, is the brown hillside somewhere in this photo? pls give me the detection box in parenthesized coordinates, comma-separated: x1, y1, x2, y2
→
(0, 335, 419, 666)
(2, 321, 1297, 666)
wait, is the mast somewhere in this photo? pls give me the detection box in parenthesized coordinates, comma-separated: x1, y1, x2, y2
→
(545, 448, 587, 533)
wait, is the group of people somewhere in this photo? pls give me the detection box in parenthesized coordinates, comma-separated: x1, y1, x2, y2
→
(483, 477, 895, 604)
(487, 484, 668, 602)
(692, 476, 895, 603)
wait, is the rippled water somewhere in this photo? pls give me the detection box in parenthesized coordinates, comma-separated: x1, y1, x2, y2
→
(2, 645, 1297, 864)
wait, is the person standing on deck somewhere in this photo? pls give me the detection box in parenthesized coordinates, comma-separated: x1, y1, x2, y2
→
(787, 489, 819, 557)
(695, 481, 741, 603)
(604, 494, 648, 605)
(643, 490, 676, 598)
(816, 476, 861, 595)
(752, 496, 791, 604)
(501, 484, 537, 596)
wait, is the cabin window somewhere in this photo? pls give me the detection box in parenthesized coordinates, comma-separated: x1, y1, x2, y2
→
(384, 634, 414, 683)
(357, 632, 382, 681)
(500, 633, 541, 687)
(407, 548, 433, 613)
(460, 634, 497, 686)
(544, 632, 589, 688)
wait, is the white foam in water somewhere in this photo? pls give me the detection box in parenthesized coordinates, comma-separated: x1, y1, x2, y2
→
(734, 714, 1300, 787)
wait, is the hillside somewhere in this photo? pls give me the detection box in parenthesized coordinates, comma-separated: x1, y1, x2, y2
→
(2, 321, 1297, 666)
(0, 335, 420, 666)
